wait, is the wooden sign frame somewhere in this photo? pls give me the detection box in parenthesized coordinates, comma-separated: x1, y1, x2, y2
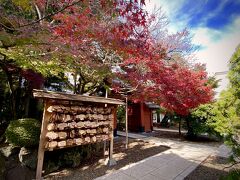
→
(33, 89, 124, 179)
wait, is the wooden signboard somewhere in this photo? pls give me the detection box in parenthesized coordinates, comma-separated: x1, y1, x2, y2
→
(33, 89, 124, 180)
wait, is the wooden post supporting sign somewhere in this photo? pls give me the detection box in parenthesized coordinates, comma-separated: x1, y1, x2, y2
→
(36, 100, 50, 179)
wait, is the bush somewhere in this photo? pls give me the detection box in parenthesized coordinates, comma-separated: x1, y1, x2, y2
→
(181, 104, 221, 139)
(117, 106, 125, 131)
(221, 170, 240, 180)
(44, 142, 104, 173)
(60, 146, 82, 167)
(5, 118, 41, 147)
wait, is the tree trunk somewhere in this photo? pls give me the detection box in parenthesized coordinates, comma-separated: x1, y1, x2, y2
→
(0, 61, 15, 119)
(186, 117, 194, 139)
(178, 119, 181, 136)
(24, 93, 30, 117)
(73, 72, 77, 94)
(15, 75, 22, 118)
(80, 83, 85, 95)
(24, 81, 32, 118)
(6, 71, 17, 119)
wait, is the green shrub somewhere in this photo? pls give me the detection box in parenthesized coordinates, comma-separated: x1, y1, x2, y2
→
(117, 106, 125, 123)
(117, 105, 126, 131)
(59, 146, 82, 168)
(221, 170, 240, 180)
(180, 104, 221, 139)
(5, 118, 41, 147)
(44, 142, 104, 173)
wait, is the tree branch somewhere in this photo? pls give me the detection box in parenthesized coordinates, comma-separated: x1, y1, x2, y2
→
(223, 161, 240, 170)
(2, 0, 83, 31)
(34, 4, 42, 25)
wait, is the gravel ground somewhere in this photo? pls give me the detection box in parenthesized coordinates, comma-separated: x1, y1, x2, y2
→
(44, 137, 169, 180)
(185, 155, 240, 180)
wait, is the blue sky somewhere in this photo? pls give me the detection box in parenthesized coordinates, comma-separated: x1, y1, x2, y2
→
(146, 0, 240, 95)
(175, 0, 240, 29)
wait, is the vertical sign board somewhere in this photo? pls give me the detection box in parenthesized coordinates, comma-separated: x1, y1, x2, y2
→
(33, 90, 124, 179)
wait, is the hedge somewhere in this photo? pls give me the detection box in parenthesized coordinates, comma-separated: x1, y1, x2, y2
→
(5, 118, 41, 147)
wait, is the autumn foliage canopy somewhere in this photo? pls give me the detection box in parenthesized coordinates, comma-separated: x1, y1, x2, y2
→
(1, 0, 213, 115)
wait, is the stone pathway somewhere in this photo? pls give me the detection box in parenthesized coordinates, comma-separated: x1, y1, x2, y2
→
(95, 131, 228, 180)
(153, 127, 187, 133)
(117, 131, 149, 139)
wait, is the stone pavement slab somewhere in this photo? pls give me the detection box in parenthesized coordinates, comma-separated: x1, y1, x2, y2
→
(140, 174, 166, 180)
(117, 131, 148, 139)
(96, 171, 136, 180)
(150, 163, 187, 179)
(178, 163, 199, 178)
(95, 132, 223, 180)
(143, 156, 169, 169)
(122, 163, 156, 179)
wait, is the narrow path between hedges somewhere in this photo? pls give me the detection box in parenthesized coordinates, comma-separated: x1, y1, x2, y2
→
(95, 131, 231, 180)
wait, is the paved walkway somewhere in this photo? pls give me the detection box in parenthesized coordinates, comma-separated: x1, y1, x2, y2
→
(153, 127, 187, 133)
(95, 132, 230, 180)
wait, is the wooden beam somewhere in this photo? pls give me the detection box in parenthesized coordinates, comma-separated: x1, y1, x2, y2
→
(107, 127, 116, 166)
(106, 108, 116, 166)
(33, 89, 124, 105)
(36, 100, 50, 179)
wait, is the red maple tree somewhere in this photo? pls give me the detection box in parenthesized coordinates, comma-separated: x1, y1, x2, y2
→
(35, 0, 214, 115)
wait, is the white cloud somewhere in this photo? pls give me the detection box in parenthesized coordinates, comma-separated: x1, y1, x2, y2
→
(194, 17, 240, 73)
(145, 0, 186, 33)
(192, 28, 221, 48)
(145, 0, 184, 17)
(193, 17, 240, 95)
(145, 0, 240, 94)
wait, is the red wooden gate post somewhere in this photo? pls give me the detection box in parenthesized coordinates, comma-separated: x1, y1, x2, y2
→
(125, 96, 128, 149)
(140, 102, 145, 132)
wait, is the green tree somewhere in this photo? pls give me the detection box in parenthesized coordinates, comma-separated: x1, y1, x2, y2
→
(187, 103, 220, 138)
(0, 0, 63, 119)
(209, 45, 240, 165)
(206, 75, 221, 89)
(229, 45, 240, 98)
(171, 73, 220, 138)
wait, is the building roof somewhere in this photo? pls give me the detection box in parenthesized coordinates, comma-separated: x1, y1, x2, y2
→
(33, 89, 125, 105)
